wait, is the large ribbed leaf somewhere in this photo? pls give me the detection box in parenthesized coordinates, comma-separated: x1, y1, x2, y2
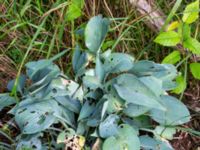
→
(85, 15, 109, 53)
(99, 114, 119, 138)
(150, 95, 190, 125)
(103, 53, 134, 74)
(14, 99, 60, 134)
(114, 74, 165, 110)
(78, 100, 95, 121)
(103, 124, 140, 150)
(140, 135, 173, 150)
(123, 104, 149, 117)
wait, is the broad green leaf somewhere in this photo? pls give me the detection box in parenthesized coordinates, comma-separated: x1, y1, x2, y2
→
(85, 15, 109, 53)
(99, 114, 119, 138)
(183, 37, 200, 54)
(103, 53, 134, 74)
(154, 126, 176, 140)
(154, 31, 181, 46)
(182, 0, 199, 24)
(66, 0, 84, 21)
(103, 124, 140, 150)
(140, 135, 173, 150)
(172, 75, 186, 94)
(150, 95, 190, 125)
(114, 74, 165, 110)
(123, 104, 149, 117)
(190, 63, 200, 79)
(0, 93, 16, 111)
(162, 50, 181, 64)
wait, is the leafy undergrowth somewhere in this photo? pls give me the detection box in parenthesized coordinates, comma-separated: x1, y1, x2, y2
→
(0, 0, 200, 150)
(0, 15, 193, 150)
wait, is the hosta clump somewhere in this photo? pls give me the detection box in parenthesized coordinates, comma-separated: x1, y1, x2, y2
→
(1, 56, 83, 149)
(0, 15, 191, 149)
(73, 15, 191, 150)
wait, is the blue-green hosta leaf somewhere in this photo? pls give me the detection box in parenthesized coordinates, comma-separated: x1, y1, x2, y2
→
(103, 53, 134, 74)
(60, 106, 75, 127)
(83, 76, 101, 90)
(122, 116, 151, 131)
(85, 15, 110, 53)
(139, 76, 164, 97)
(7, 74, 26, 93)
(114, 74, 165, 110)
(72, 45, 89, 74)
(14, 99, 61, 134)
(103, 94, 124, 114)
(182, 0, 199, 24)
(150, 95, 190, 125)
(154, 126, 176, 140)
(0, 93, 16, 111)
(25, 59, 52, 80)
(86, 99, 105, 127)
(99, 114, 119, 138)
(103, 124, 140, 150)
(78, 101, 95, 121)
(28, 64, 60, 95)
(95, 54, 105, 82)
(55, 96, 81, 114)
(16, 134, 43, 150)
(154, 31, 181, 46)
(123, 104, 149, 117)
(140, 135, 174, 150)
(130, 61, 178, 90)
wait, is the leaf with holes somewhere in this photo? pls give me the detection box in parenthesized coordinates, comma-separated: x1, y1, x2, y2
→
(14, 99, 61, 134)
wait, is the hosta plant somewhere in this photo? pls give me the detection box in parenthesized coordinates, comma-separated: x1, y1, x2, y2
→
(0, 15, 191, 150)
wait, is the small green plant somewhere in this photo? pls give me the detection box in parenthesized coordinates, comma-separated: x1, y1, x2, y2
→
(155, 0, 200, 94)
(0, 15, 191, 150)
